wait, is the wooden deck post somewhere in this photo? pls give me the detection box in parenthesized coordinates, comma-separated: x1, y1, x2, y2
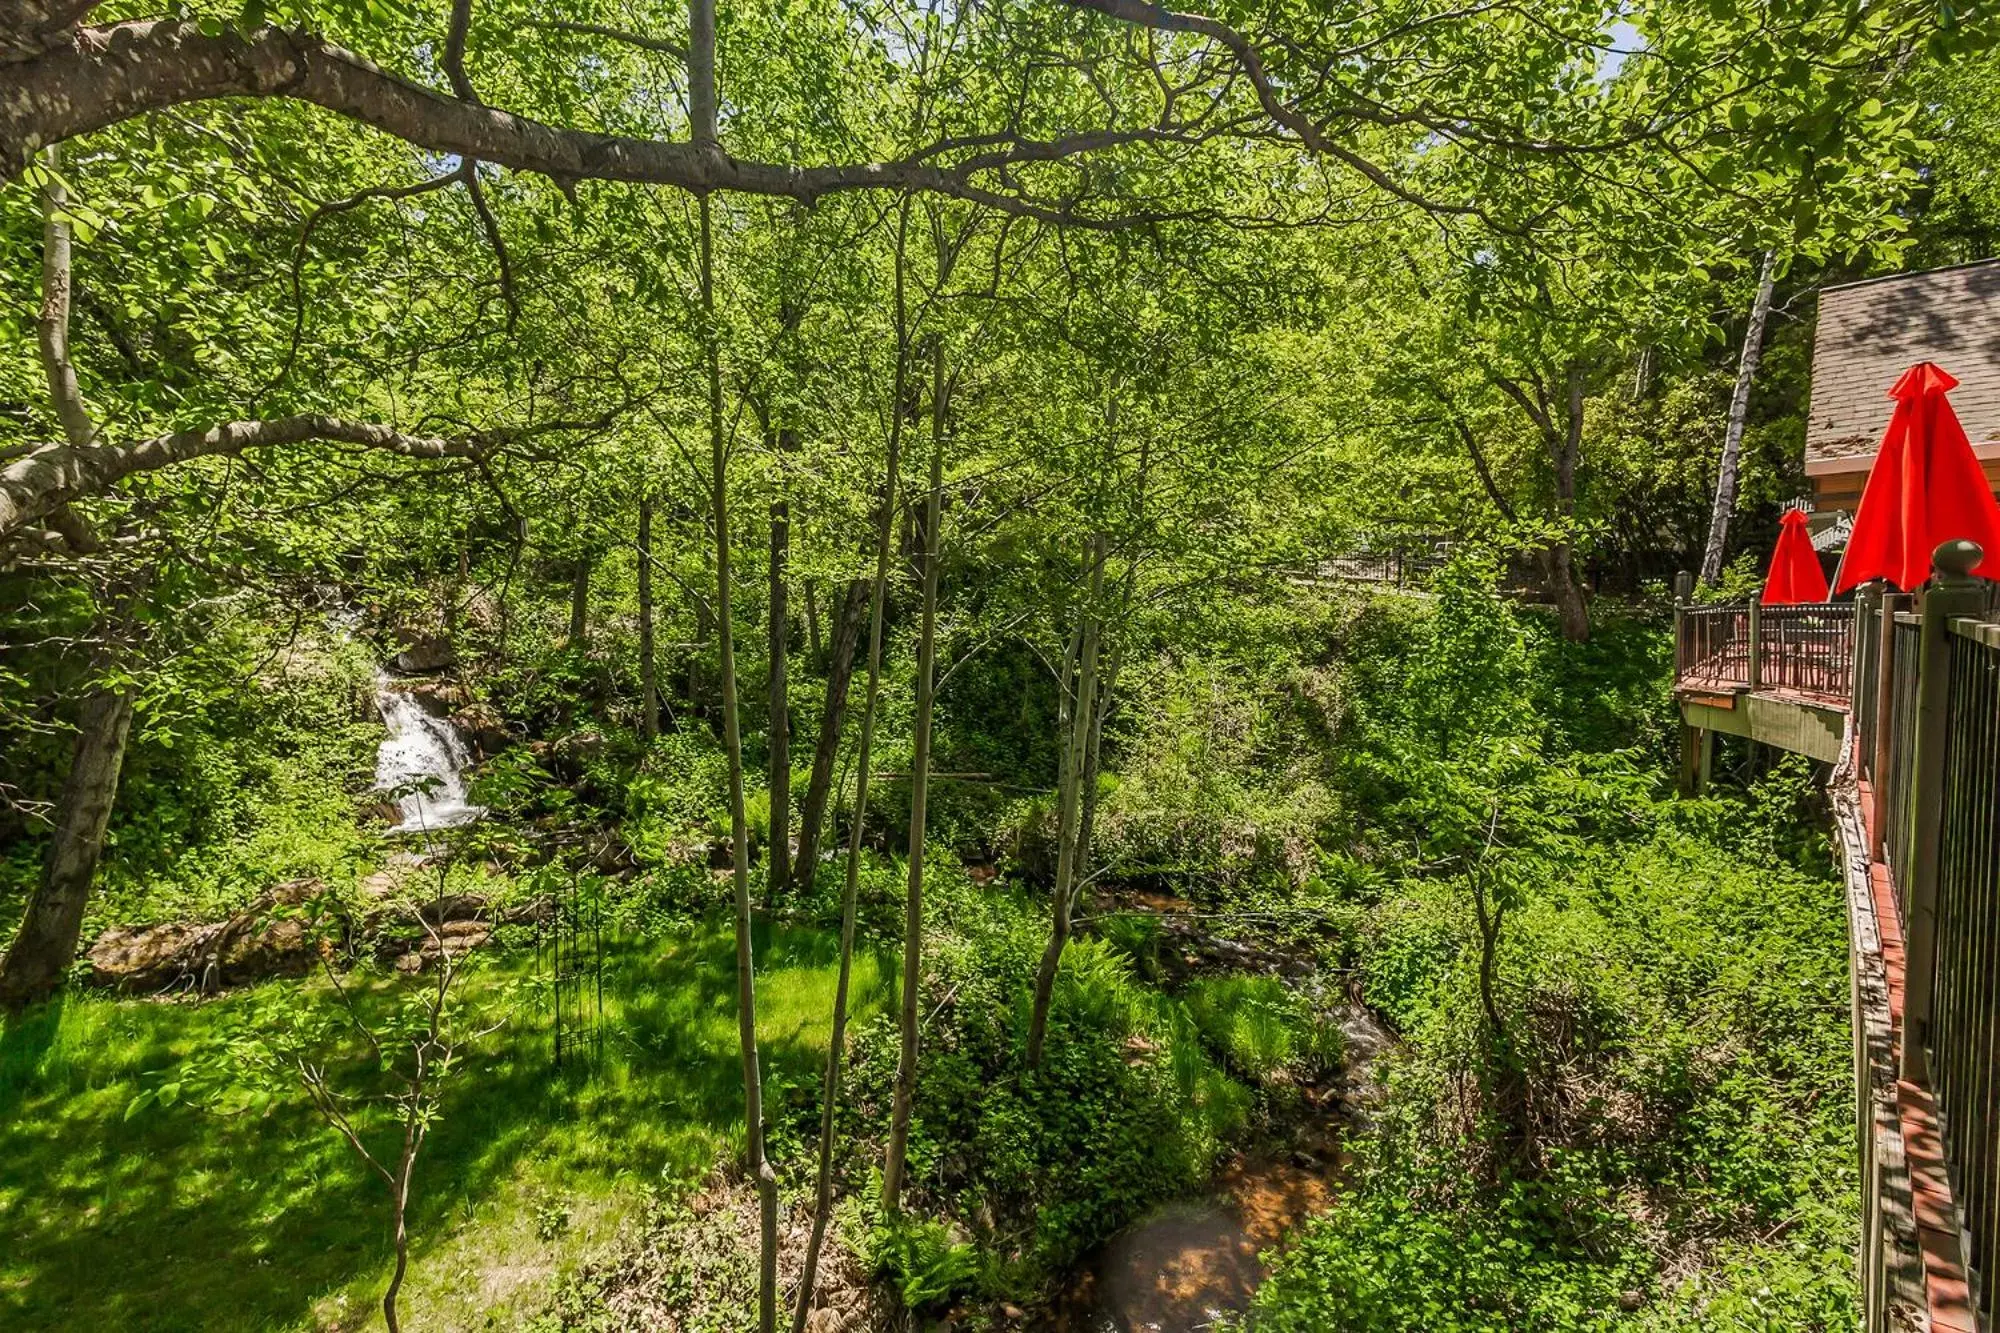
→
(1900, 540, 1985, 1083)
(1870, 590, 1901, 863)
(1747, 596, 1763, 692)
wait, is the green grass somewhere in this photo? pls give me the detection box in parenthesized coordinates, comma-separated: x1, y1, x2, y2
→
(0, 920, 889, 1333)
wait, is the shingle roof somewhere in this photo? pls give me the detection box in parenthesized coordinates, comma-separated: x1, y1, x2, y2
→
(1807, 258, 2000, 471)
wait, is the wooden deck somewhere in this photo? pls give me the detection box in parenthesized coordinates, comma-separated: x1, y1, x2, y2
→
(1675, 568, 2000, 1333)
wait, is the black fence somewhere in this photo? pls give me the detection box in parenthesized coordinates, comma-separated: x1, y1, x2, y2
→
(1931, 620, 2000, 1323)
(1841, 573, 2000, 1328)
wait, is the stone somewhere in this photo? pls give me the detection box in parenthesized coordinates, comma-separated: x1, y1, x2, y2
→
(392, 631, 454, 673)
(86, 877, 326, 993)
(395, 952, 424, 974)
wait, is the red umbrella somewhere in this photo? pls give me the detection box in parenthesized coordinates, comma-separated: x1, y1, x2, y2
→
(1761, 507, 1829, 604)
(1833, 362, 2000, 594)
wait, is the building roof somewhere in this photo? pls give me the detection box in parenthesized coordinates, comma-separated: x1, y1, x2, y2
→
(1806, 257, 2000, 475)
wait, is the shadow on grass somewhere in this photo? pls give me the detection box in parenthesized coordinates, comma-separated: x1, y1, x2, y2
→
(0, 918, 885, 1332)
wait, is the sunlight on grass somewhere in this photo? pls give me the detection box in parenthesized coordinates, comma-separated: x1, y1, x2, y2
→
(0, 921, 888, 1333)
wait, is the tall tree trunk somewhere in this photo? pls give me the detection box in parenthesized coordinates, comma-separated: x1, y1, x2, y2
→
(1, 683, 134, 1007)
(1700, 250, 1778, 587)
(1026, 533, 1106, 1068)
(765, 437, 792, 909)
(37, 145, 94, 451)
(700, 192, 778, 1333)
(791, 246, 909, 1322)
(0, 141, 128, 1010)
(567, 556, 590, 648)
(794, 576, 869, 896)
(883, 338, 946, 1216)
(1549, 366, 1590, 643)
(637, 494, 658, 740)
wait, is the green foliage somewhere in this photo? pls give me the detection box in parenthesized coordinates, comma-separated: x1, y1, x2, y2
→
(869, 1215, 983, 1311)
(1182, 974, 1341, 1082)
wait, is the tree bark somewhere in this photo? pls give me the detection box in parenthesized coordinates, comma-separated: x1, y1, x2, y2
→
(793, 577, 869, 897)
(701, 194, 777, 1333)
(637, 494, 658, 739)
(1026, 533, 1106, 1068)
(0, 16, 1252, 207)
(791, 260, 908, 1325)
(36, 145, 94, 450)
(1, 683, 134, 1007)
(1700, 250, 1778, 587)
(883, 338, 946, 1216)
(1, 414, 483, 544)
(765, 442, 792, 908)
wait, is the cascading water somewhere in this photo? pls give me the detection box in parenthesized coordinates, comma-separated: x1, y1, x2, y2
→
(373, 671, 485, 834)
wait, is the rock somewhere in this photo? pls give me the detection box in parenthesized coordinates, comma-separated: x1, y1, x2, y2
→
(86, 922, 204, 992)
(1619, 1290, 1644, 1313)
(452, 703, 512, 758)
(392, 631, 454, 673)
(86, 877, 327, 994)
(804, 1309, 846, 1333)
(416, 892, 490, 926)
(394, 951, 424, 974)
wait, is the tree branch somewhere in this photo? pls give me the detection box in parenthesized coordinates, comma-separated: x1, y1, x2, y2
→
(0, 416, 484, 542)
(523, 18, 686, 60)
(0, 0, 100, 63)
(36, 145, 96, 449)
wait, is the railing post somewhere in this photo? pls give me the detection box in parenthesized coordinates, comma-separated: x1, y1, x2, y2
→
(1901, 540, 1986, 1083)
(1850, 584, 1873, 715)
(1747, 596, 1763, 692)
(1871, 588, 1901, 863)
(1673, 571, 1692, 675)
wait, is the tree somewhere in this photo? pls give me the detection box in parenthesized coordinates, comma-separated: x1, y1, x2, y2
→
(1700, 250, 1779, 587)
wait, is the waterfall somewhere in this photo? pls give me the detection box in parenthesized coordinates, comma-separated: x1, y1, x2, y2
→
(373, 671, 485, 834)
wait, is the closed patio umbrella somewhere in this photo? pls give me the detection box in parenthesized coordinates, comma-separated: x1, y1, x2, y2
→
(1761, 507, 1829, 604)
(1833, 362, 2000, 594)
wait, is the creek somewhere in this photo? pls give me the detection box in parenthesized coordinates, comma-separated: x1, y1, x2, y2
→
(1051, 896, 1396, 1333)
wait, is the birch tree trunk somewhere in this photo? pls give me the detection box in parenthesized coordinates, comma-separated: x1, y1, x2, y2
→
(766, 440, 791, 909)
(0, 683, 134, 1007)
(637, 494, 658, 740)
(1700, 250, 1778, 587)
(1026, 533, 1106, 1068)
(883, 337, 946, 1215)
(0, 142, 133, 1010)
(790, 233, 909, 1319)
(699, 186, 778, 1333)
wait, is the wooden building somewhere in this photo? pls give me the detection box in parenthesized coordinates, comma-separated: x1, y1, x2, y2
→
(1806, 257, 2000, 513)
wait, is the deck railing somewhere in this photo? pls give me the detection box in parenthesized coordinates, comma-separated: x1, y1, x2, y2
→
(1675, 546, 2000, 1330)
(1732, 547, 2000, 1330)
(1673, 599, 1853, 700)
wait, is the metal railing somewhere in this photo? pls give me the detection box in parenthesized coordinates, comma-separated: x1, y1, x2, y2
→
(1930, 617, 2000, 1322)
(1673, 600, 1852, 700)
(1762, 603, 1855, 697)
(1675, 603, 1751, 689)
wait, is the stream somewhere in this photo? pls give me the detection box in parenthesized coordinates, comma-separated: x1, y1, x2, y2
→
(1049, 896, 1397, 1333)
(373, 668, 485, 834)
